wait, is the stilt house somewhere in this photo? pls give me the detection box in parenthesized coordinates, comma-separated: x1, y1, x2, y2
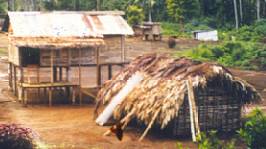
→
(3, 11, 133, 106)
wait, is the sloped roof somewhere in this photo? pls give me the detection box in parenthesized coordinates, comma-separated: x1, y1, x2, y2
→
(96, 54, 262, 138)
(5, 11, 134, 37)
(9, 36, 104, 49)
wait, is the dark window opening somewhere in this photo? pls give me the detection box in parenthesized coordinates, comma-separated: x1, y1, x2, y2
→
(20, 47, 40, 67)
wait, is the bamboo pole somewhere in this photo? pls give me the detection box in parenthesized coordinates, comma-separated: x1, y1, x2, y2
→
(103, 109, 136, 136)
(186, 80, 196, 142)
(139, 109, 160, 141)
(188, 77, 200, 137)
(186, 78, 200, 142)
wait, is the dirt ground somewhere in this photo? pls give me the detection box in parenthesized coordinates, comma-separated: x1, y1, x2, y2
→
(0, 33, 266, 149)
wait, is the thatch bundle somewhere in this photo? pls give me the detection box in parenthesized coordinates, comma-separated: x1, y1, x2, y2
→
(96, 54, 262, 140)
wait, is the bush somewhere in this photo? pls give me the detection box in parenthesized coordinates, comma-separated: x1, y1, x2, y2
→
(197, 131, 236, 149)
(238, 109, 266, 149)
(127, 5, 144, 26)
(0, 124, 39, 149)
(182, 41, 266, 70)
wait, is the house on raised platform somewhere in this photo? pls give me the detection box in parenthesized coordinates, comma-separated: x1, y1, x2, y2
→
(3, 11, 133, 106)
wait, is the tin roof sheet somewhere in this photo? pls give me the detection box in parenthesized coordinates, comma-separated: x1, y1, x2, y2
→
(7, 11, 134, 38)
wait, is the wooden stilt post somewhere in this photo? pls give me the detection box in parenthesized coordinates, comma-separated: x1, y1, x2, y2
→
(108, 64, 112, 80)
(96, 47, 101, 87)
(18, 67, 24, 101)
(67, 49, 71, 102)
(24, 89, 28, 107)
(9, 62, 13, 90)
(49, 50, 54, 107)
(14, 65, 17, 96)
(59, 67, 62, 81)
(78, 48, 82, 105)
(72, 86, 76, 105)
(37, 66, 40, 103)
(48, 87, 52, 107)
(121, 36, 125, 62)
(53, 66, 57, 82)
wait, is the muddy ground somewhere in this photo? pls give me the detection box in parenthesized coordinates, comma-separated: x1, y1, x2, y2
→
(0, 34, 265, 149)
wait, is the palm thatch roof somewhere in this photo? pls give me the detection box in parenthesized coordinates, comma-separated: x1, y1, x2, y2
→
(96, 54, 262, 139)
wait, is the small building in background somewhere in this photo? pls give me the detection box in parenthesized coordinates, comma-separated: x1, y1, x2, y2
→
(133, 22, 162, 41)
(192, 30, 218, 41)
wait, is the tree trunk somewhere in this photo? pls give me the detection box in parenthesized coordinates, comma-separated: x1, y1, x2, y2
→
(75, 0, 80, 11)
(239, 0, 243, 22)
(148, 0, 152, 22)
(233, 0, 239, 29)
(257, 0, 261, 21)
(97, 0, 100, 11)
(8, 0, 12, 11)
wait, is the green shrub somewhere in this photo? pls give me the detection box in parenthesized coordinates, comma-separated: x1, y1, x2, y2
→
(197, 131, 236, 149)
(182, 41, 265, 70)
(127, 5, 144, 26)
(238, 108, 266, 149)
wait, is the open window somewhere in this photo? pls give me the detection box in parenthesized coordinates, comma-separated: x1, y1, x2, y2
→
(20, 47, 40, 67)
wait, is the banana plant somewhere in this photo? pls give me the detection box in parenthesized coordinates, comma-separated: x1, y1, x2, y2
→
(133, 0, 156, 22)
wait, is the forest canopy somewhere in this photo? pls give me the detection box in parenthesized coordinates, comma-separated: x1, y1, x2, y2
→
(2, 0, 266, 29)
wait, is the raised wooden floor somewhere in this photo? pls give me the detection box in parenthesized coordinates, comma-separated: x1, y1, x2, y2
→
(18, 82, 79, 106)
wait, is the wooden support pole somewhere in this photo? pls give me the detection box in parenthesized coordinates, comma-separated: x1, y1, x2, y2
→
(50, 50, 54, 107)
(37, 67, 40, 103)
(67, 48, 71, 82)
(186, 77, 200, 142)
(121, 36, 125, 62)
(48, 87, 52, 107)
(72, 86, 76, 105)
(108, 65, 112, 80)
(14, 66, 17, 96)
(139, 109, 160, 141)
(96, 47, 101, 87)
(9, 62, 13, 90)
(24, 89, 28, 107)
(18, 67, 24, 101)
(78, 48, 82, 105)
(22, 88, 25, 104)
(51, 50, 54, 83)
(59, 67, 63, 81)
(53, 66, 57, 82)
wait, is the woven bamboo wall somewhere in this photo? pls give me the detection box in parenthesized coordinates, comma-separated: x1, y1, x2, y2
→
(172, 80, 242, 136)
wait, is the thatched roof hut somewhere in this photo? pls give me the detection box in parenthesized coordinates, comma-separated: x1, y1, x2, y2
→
(96, 54, 262, 140)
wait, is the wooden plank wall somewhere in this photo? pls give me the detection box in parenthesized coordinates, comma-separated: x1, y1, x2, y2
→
(40, 48, 96, 66)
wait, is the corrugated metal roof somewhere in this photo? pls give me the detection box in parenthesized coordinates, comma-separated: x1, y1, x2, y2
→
(87, 15, 134, 35)
(7, 11, 134, 37)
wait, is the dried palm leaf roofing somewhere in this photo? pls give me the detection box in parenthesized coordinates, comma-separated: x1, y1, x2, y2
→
(97, 54, 262, 129)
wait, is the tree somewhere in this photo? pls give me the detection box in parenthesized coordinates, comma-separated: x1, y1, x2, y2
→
(166, 0, 199, 25)
(127, 5, 144, 25)
(233, 0, 239, 29)
(257, 0, 260, 21)
(239, 0, 243, 22)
